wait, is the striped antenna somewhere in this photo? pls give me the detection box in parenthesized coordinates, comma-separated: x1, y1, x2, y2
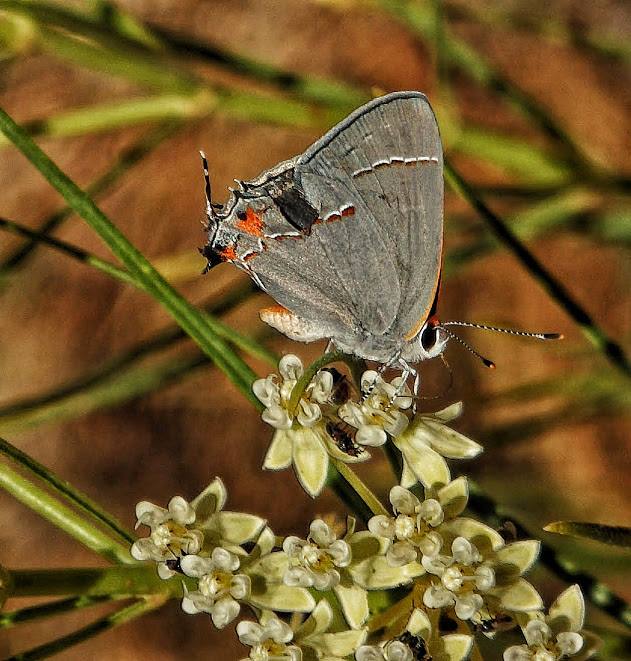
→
(442, 321, 563, 341)
(199, 151, 217, 223)
(440, 326, 496, 369)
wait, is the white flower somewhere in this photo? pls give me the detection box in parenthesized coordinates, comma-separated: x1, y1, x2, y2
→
(130, 496, 203, 579)
(253, 354, 333, 430)
(180, 547, 250, 628)
(237, 612, 301, 661)
(339, 371, 412, 447)
(256, 355, 336, 497)
(368, 486, 444, 566)
(423, 536, 493, 620)
(504, 585, 598, 661)
(421, 522, 543, 623)
(393, 402, 483, 489)
(283, 519, 351, 590)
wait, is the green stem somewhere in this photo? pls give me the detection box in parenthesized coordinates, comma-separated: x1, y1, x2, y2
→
(5, 597, 163, 660)
(287, 351, 355, 414)
(0, 121, 180, 275)
(0, 462, 132, 564)
(8, 566, 183, 598)
(0, 436, 134, 545)
(0, 595, 118, 628)
(0, 93, 217, 144)
(0, 216, 138, 286)
(328, 460, 388, 523)
(445, 160, 631, 378)
(0, 105, 260, 406)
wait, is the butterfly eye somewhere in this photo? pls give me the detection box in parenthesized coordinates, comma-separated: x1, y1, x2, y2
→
(420, 324, 438, 352)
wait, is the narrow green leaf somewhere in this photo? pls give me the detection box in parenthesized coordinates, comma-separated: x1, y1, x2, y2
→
(9, 566, 184, 598)
(7, 597, 162, 660)
(0, 462, 132, 564)
(0, 595, 117, 629)
(0, 436, 134, 545)
(0, 105, 261, 406)
(545, 522, 631, 548)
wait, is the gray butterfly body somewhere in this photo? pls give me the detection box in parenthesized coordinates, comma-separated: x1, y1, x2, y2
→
(202, 91, 449, 367)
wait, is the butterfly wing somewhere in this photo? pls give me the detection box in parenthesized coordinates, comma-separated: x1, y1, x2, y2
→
(295, 91, 443, 341)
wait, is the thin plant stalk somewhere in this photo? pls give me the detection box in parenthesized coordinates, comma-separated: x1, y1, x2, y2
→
(0, 461, 132, 564)
(0, 106, 260, 405)
(6, 597, 164, 661)
(0, 437, 134, 546)
(445, 160, 631, 378)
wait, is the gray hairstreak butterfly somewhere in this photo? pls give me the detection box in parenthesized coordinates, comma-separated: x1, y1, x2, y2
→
(199, 91, 560, 393)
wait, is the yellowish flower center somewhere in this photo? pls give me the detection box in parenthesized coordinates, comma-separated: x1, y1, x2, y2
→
(199, 571, 231, 598)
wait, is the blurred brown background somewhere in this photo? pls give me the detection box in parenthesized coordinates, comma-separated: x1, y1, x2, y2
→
(0, 0, 630, 658)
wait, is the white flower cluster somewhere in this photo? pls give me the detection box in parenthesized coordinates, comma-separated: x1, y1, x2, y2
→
(254, 355, 482, 497)
(129, 354, 599, 660)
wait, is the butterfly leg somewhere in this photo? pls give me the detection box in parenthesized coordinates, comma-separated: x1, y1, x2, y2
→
(395, 358, 419, 414)
(361, 352, 401, 401)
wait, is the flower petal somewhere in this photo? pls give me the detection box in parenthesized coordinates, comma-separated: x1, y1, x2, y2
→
(430, 401, 463, 422)
(397, 440, 450, 489)
(349, 555, 424, 589)
(210, 596, 240, 628)
(440, 518, 505, 552)
(495, 540, 541, 578)
(279, 354, 304, 380)
(420, 420, 483, 459)
(406, 608, 431, 639)
(400, 459, 419, 489)
(334, 583, 369, 628)
(356, 425, 387, 447)
(206, 511, 266, 546)
(295, 599, 333, 638)
(441, 633, 474, 661)
(389, 486, 420, 514)
(249, 582, 316, 612)
(348, 530, 387, 560)
(191, 477, 227, 524)
(498, 578, 544, 612)
(548, 584, 585, 633)
(438, 477, 469, 519)
(293, 428, 329, 497)
(263, 430, 293, 470)
(262, 404, 293, 430)
(368, 515, 395, 539)
(252, 375, 279, 408)
(236, 620, 264, 646)
(306, 629, 368, 657)
(310, 519, 335, 546)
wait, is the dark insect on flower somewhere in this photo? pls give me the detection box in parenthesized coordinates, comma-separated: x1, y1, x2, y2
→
(321, 367, 353, 406)
(396, 631, 432, 660)
(165, 557, 182, 573)
(325, 419, 363, 457)
(473, 612, 515, 636)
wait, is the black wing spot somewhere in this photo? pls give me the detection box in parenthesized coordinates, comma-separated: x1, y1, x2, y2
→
(266, 170, 319, 235)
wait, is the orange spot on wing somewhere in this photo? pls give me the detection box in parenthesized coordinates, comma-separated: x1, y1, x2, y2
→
(236, 207, 265, 237)
(220, 245, 237, 262)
